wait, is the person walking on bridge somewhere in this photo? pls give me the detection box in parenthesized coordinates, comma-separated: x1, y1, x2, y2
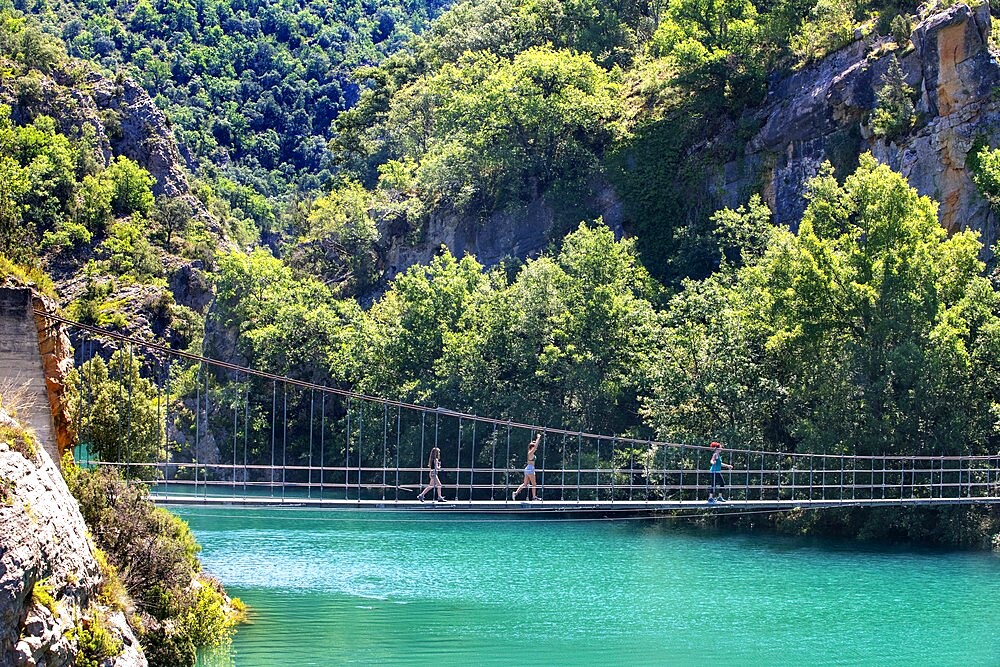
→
(417, 447, 447, 502)
(512, 433, 542, 501)
(708, 441, 732, 503)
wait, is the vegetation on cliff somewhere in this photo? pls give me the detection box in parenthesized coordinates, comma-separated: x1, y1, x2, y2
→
(64, 461, 245, 666)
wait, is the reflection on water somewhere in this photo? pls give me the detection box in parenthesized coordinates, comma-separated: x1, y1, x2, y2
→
(180, 508, 1000, 666)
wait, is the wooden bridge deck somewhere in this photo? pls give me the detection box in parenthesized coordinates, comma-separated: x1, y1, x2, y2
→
(152, 494, 1000, 512)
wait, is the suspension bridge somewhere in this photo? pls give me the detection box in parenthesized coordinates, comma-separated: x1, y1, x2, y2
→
(27, 307, 1000, 514)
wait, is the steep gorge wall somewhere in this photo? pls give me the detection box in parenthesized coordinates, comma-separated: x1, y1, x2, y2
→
(716, 2, 999, 252)
(0, 287, 146, 666)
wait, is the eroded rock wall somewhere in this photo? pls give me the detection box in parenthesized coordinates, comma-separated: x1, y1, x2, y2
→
(31, 294, 74, 460)
(728, 2, 999, 253)
(0, 408, 146, 666)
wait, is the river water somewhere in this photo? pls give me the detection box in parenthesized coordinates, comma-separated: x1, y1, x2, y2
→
(178, 507, 1000, 666)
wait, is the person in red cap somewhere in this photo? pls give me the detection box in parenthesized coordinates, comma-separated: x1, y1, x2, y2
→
(708, 441, 732, 503)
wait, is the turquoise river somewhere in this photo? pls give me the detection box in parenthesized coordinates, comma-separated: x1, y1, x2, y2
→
(179, 507, 1000, 666)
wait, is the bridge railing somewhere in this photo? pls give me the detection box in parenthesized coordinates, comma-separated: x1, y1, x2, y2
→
(87, 455, 1000, 505)
(47, 311, 1000, 506)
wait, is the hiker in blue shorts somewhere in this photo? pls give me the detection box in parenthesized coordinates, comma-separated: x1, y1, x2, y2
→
(708, 441, 733, 503)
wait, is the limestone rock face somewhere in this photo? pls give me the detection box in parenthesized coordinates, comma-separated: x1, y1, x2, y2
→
(86, 73, 191, 201)
(0, 409, 146, 666)
(31, 294, 74, 459)
(730, 2, 999, 253)
(376, 176, 624, 291)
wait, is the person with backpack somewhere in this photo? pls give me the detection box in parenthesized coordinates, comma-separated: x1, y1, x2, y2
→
(708, 441, 732, 503)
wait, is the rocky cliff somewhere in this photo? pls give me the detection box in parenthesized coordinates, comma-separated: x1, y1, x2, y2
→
(0, 286, 145, 665)
(1, 63, 197, 207)
(716, 2, 999, 254)
(376, 3, 998, 289)
(376, 176, 624, 290)
(0, 407, 146, 667)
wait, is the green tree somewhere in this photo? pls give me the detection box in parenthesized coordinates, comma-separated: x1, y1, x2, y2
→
(152, 195, 193, 250)
(643, 154, 1000, 462)
(214, 249, 360, 383)
(77, 172, 114, 235)
(761, 156, 997, 454)
(436, 222, 659, 433)
(642, 276, 780, 447)
(871, 55, 914, 140)
(711, 193, 775, 268)
(287, 181, 380, 292)
(65, 350, 165, 474)
(355, 250, 489, 400)
(789, 0, 855, 66)
(385, 46, 620, 211)
(0, 155, 30, 262)
(99, 219, 162, 278)
(106, 156, 155, 216)
(968, 142, 1000, 211)
(650, 0, 766, 108)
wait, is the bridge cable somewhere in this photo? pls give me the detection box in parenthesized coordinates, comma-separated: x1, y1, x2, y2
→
(395, 404, 401, 502)
(490, 422, 498, 502)
(233, 372, 240, 496)
(344, 396, 351, 500)
(504, 421, 511, 502)
(381, 402, 388, 502)
(469, 419, 476, 504)
(308, 389, 314, 500)
(319, 393, 326, 500)
(282, 383, 288, 502)
(243, 371, 249, 496)
(418, 410, 425, 493)
(270, 380, 276, 498)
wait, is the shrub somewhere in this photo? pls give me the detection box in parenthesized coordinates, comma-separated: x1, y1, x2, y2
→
(142, 624, 196, 667)
(871, 55, 914, 139)
(64, 463, 244, 658)
(0, 254, 57, 298)
(105, 156, 155, 217)
(178, 579, 243, 647)
(40, 220, 92, 253)
(64, 465, 199, 601)
(0, 422, 37, 460)
(92, 546, 130, 612)
(890, 14, 912, 47)
(32, 579, 57, 614)
(72, 615, 124, 667)
(791, 0, 857, 66)
(99, 219, 163, 279)
(969, 140, 1000, 210)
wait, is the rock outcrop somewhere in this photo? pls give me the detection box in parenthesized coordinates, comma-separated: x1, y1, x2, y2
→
(720, 2, 999, 253)
(0, 408, 146, 666)
(86, 73, 193, 202)
(31, 294, 75, 459)
(376, 176, 624, 291)
(1, 58, 207, 221)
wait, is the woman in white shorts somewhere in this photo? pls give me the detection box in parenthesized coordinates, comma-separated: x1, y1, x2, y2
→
(512, 433, 542, 501)
(417, 447, 447, 502)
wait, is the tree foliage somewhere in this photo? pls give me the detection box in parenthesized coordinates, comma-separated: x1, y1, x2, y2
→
(644, 155, 1000, 458)
(65, 349, 165, 473)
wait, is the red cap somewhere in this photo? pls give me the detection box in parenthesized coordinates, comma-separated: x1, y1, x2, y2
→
(710, 441, 721, 448)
